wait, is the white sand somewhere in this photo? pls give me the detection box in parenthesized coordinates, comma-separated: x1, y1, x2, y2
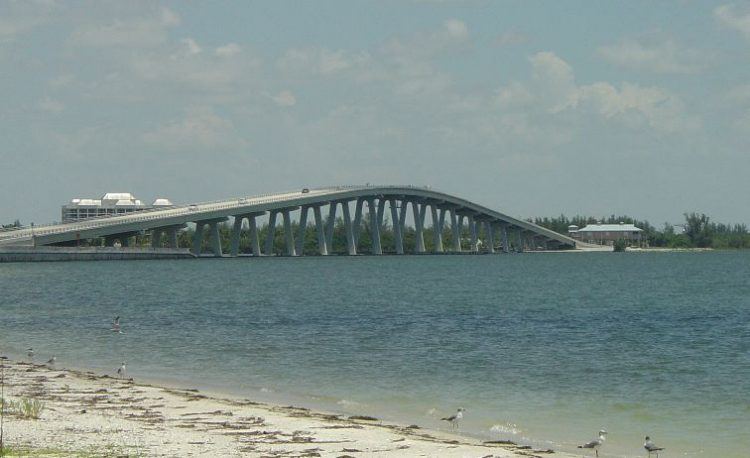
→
(0, 359, 576, 457)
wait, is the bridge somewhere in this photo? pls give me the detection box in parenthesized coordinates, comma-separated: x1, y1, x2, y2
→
(0, 185, 590, 256)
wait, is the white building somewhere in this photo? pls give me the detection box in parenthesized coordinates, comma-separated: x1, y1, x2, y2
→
(62, 192, 173, 222)
(568, 222, 644, 246)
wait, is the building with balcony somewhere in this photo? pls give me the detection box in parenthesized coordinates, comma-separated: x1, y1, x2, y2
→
(62, 192, 173, 222)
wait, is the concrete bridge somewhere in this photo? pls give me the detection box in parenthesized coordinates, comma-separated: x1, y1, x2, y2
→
(0, 185, 588, 256)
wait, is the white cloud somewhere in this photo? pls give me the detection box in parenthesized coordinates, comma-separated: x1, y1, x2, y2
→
(272, 90, 296, 107)
(69, 7, 180, 48)
(180, 38, 201, 55)
(277, 47, 363, 77)
(498, 51, 699, 133)
(0, 0, 58, 43)
(39, 97, 64, 113)
(215, 43, 241, 58)
(444, 19, 468, 40)
(142, 107, 248, 151)
(598, 38, 705, 74)
(715, 4, 750, 39)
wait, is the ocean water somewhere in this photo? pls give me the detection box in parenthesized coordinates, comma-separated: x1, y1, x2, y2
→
(1, 252, 748, 457)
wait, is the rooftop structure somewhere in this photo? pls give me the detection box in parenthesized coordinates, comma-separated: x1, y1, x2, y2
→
(62, 193, 172, 222)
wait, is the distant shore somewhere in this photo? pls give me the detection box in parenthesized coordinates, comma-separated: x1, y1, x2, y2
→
(0, 358, 576, 457)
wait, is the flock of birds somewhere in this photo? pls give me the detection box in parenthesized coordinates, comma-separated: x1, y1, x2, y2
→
(23, 318, 665, 458)
(24, 316, 127, 380)
(440, 409, 665, 457)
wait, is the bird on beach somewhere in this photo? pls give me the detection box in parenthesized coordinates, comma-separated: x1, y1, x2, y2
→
(117, 361, 126, 379)
(644, 436, 665, 457)
(27, 347, 34, 362)
(578, 429, 607, 457)
(46, 355, 56, 366)
(441, 408, 465, 429)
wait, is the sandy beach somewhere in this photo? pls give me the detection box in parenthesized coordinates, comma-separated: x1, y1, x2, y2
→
(0, 358, 576, 457)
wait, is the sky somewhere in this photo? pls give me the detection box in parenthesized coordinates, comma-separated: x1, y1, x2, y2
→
(1, 0, 750, 226)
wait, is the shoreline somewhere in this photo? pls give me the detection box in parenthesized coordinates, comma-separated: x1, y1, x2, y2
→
(0, 358, 576, 457)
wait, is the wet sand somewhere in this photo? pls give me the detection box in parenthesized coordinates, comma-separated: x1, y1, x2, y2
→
(0, 358, 577, 457)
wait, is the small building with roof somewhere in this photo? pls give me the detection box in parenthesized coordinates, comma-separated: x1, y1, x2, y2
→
(62, 192, 173, 222)
(568, 222, 644, 247)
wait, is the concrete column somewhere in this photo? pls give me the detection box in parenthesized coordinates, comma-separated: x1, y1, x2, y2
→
(369, 198, 382, 255)
(265, 210, 278, 256)
(296, 206, 309, 256)
(501, 224, 510, 253)
(352, 198, 365, 247)
(486, 221, 495, 253)
(282, 209, 296, 256)
(389, 198, 403, 255)
(342, 202, 356, 255)
(249, 215, 261, 256)
(451, 210, 461, 252)
(431, 205, 443, 253)
(151, 229, 163, 248)
(326, 202, 338, 250)
(167, 227, 179, 249)
(516, 229, 524, 253)
(313, 205, 328, 255)
(209, 221, 222, 257)
(469, 215, 478, 252)
(192, 222, 205, 255)
(398, 199, 409, 241)
(230, 216, 243, 257)
(413, 201, 425, 253)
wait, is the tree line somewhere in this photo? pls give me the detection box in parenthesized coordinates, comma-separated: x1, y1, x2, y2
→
(530, 212, 750, 249)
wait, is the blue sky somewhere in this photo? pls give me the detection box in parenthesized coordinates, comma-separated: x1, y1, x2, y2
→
(1, 1, 750, 226)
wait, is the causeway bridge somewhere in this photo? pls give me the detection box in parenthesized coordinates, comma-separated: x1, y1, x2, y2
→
(0, 185, 588, 256)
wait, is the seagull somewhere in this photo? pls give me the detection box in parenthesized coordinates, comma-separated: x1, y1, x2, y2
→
(644, 436, 665, 457)
(27, 347, 34, 362)
(46, 355, 56, 366)
(117, 361, 126, 379)
(441, 408, 465, 429)
(578, 429, 607, 457)
(112, 316, 121, 333)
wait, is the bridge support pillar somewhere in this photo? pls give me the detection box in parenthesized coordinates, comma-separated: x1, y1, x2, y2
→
(326, 202, 337, 251)
(413, 201, 426, 254)
(192, 222, 205, 255)
(485, 221, 495, 253)
(516, 229, 524, 253)
(230, 217, 243, 257)
(265, 210, 279, 256)
(389, 198, 403, 255)
(313, 205, 328, 255)
(282, 209, 296, 256)
(343, 202, 356, 255)
(296, 206, 309, 256)
(209, 221, 222, 257)
(469, 215, 478, 252)
(167, 227, 179, 248)
(501, 225, 509, 253)
(352, 198, 363, 248)
(431, 205, 444, 253)
(369, 198, 382, 255)
(151, 229, 163, 248)
(451, 210, 461, 252)
(248, 215, 261, 256)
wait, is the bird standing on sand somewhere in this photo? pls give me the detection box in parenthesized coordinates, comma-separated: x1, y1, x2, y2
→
(644, 436, 664, 457)
(27, 347, 34, 362)
(578, 429, 607, 457)
(441, 408, 465, 429)
(46, 355, 56, 366)
(117, 362, 126, 379)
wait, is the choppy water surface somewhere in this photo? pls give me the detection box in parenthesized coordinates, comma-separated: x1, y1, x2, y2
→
(1, 252, 749, 457)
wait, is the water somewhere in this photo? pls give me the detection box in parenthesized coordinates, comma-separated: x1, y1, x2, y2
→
(1, 252, 748, 457)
